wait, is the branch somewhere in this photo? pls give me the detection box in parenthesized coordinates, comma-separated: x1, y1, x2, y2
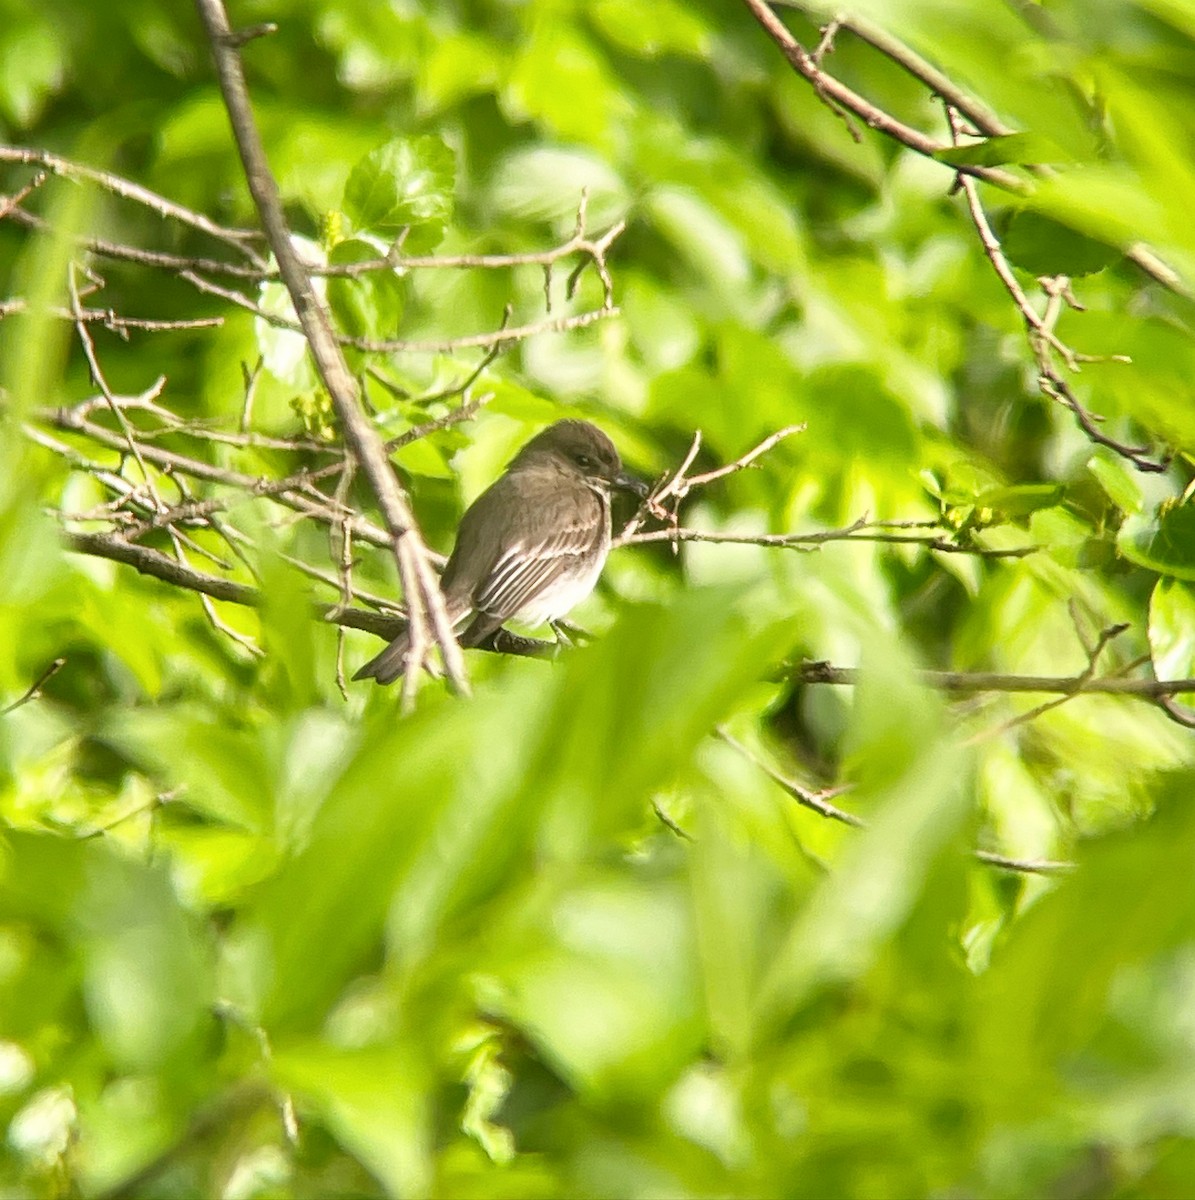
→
(193, 0, 467, 703)
(60, 530, 1195, 698)
(62, 528, 558, 657)
(66, 530, 259, 605)
(177, 266, 618, 354)
(739, 0, 1026, 192)
(826, 13, 1182, 293)
(1, 658, 66, 715)
(789, 660, 1195, 698)
(943, 106, 1167, 474)
(0, 144, 265, 263)
(717, 726, 1074, 875)
(33, 411, 393, 548)
(749, 4, 1182, 294)
(619, 520, 1034, 558)
(0, 296, 224, 333)
(1, 189, 627, 289)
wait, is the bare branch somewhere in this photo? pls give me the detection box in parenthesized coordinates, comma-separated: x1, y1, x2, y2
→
(177, 266, 618, 354)
(717, 726, 1073, 875)
(193, 0, 467, 701)
(788, 660, 1195, 698)
(1, 658, 66, 715)
(750, 4, 1182, 293)
(619, 521, 1034, 558)
(739, 0, 1026, 192)
(940, 105, 1166, 474)
(0, 144, 265, 262)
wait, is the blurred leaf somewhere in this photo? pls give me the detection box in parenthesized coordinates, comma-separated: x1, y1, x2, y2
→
(756, 642, 970, 1032)
(256, 240, 324, 390)
(504, 20, 629, 149)
(245, 676, 548, 1029)
(1150, 579, 1195, 682)
(1001, 210, 1122, 277)
(529, 586, 790, 859)
(1119, 503, 1195, 581)
(0, 18, 66, 127)
(326, 238, 404, 342)
(932, 132, 1069, 168)
(98, 707, 273, 832)
(973, 482, 1065, 516)
(343, 136, 455, 251)
(272, 1039, 433, 1197)
(0, 832, 212, 1070)
(645, 187, 752, 302)
(418, 30, 499, 117)
(1088, 451, 1145, 515)
(589, 0, 713, 59)
(488, 875, 704, 1099)
(975, 778, 1195, 1124)
(490, 146, 628, 229)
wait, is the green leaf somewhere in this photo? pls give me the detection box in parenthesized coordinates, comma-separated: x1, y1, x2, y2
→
(932, 132, 1068, 168)
(503, 22, 629, 150)
(488, 876, 704, 1099)
(490, 146, 628, 229)
(1149, 580, 1195, 682)
(247, 586, 785, 1030)
(0, 19, 66, 127)
(271, 1040, 433, 1197)
(0, 832, 213, 1070)
(390, 434, 454, 480)
(756, 640, 970, 1032)
(1088, 452, 1144, 515)
(589, 0, 712, 59)
(1001, 210, 1121, 277)
(326, 237, 404, 341)
(343, 136, 455, 251)
(972, 483, 1065, 516)
(98, 706, 274, 832)
(244, 677, 549, 1029)
(1119, 503, 1195, 581)
(256, 244, 321, 390)
(418, 31, 499, 117)
(975, 780, 1195, 1121)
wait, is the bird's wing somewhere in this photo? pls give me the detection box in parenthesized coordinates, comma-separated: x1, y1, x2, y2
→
(473, 514, 605, 619)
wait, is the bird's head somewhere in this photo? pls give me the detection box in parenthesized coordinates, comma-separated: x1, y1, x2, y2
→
(511, 419, 648, 498)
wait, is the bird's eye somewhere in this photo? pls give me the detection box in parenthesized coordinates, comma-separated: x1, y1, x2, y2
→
(574, 453, 595, 470)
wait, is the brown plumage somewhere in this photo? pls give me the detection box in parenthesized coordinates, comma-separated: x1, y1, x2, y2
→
(354, 420, 646, 685)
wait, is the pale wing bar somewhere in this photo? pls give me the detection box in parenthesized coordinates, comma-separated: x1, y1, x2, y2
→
(475, 522, 602, 619)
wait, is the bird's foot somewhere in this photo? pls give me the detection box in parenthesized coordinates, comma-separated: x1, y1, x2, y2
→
(549, 621, 575, 657)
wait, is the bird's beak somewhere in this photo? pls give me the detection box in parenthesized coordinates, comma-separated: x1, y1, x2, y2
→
(612, 469, 649, 499)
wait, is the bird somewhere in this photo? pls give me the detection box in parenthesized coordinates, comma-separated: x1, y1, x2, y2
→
(354, 419, 648, 684)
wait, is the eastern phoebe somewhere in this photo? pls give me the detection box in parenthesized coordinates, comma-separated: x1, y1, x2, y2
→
(354, 419, 647, 684)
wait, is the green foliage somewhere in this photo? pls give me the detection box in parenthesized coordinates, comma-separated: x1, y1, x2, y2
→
(3, 1, 1195, 1198)
(342, 137, 456, 250)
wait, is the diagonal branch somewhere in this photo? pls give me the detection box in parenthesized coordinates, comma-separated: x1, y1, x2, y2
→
(746, 2, 1183, 294)
(192, 0, 466, 702)
(716, 726, 1073, 875)
(739, 0, 1026, 192)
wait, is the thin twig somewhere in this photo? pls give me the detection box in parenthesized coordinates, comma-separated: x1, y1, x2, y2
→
(194, 0, 468, 703)
(788, 660, 1195, 698)
(738, 0, 1026, 192)
(0, 144, 266, 263)
(178, 267, 618, 354)
(742, 4, 1182, 294)
(1, 659, 66, 715)
(717, 727, 1074, 875)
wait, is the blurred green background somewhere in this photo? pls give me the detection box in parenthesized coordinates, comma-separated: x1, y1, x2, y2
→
(3, 0, 1195, 1196)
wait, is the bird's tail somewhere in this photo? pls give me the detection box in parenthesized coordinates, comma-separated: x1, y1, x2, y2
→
(354, 597, 473, 685)
(352, 627, 412, 685)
